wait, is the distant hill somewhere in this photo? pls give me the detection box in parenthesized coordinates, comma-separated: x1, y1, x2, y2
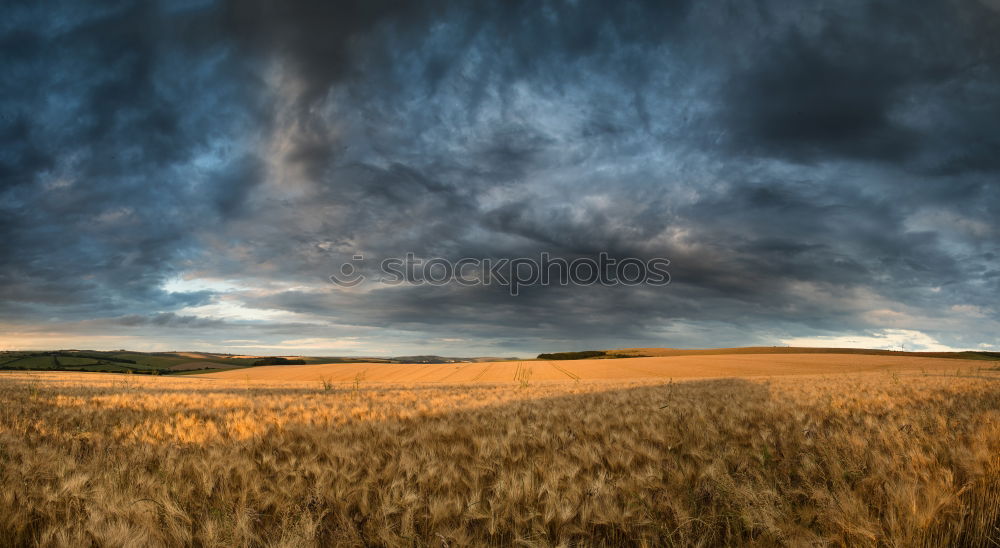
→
(389, 355, 520, 364)
(537, 350, 607, 360)
(0, 349, 523, 374)
(0, 350, 262, 375)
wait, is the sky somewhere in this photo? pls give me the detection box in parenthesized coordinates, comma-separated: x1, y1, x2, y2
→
(1, 0, 999, 356)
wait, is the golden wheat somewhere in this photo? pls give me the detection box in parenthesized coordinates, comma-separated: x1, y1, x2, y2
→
(1, 367, 998, 546)
(197, 353, 984, 383)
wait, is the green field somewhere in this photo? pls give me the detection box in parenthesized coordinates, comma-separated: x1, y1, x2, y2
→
(0, 350, 254, 374)
(2, 355, 58, 369)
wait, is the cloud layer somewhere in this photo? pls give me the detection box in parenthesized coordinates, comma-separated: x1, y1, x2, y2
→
(2, 0, 998, 354)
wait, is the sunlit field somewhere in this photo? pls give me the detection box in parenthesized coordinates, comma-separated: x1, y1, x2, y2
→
(197, 353, 988, 383)
(2, 357, 999, 546)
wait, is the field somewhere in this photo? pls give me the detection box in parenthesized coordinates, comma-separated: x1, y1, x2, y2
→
(197, 353, 991, 383)
(1, 353, 999, 546)
(0, 350, 257, 374)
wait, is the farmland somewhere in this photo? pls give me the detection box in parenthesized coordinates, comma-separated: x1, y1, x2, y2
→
(197, 352, 992, 383)
(0, 350, 257, 375)
(0, 350, 501, 376)
(2, 352, 999, 546)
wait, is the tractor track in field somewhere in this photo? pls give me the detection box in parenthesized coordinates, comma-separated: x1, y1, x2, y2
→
(470, 364, 492, 382)
(436, 363, 468, 383)
(513, 361, 532, 383)
(548, 361, 580, 381)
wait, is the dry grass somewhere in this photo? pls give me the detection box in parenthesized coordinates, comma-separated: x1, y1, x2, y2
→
(1, 366, 999, 546)
(197, 353, 987, 383)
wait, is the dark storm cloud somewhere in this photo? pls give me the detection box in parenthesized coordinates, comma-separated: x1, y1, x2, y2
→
(220, 0, 694, 97)
(1, 0, 999, 353)
(111, 312, 227, 329)
(719, 0, 1000, 172)
(724, 30, 919, 162)
(0, 1, 262, 321)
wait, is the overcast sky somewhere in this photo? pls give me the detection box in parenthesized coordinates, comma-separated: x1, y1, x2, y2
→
(2, 0, 999, 356)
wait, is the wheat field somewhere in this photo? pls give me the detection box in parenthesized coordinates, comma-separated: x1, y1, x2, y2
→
(2, 362, 999, 546)
(196, 353, 985, 383)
